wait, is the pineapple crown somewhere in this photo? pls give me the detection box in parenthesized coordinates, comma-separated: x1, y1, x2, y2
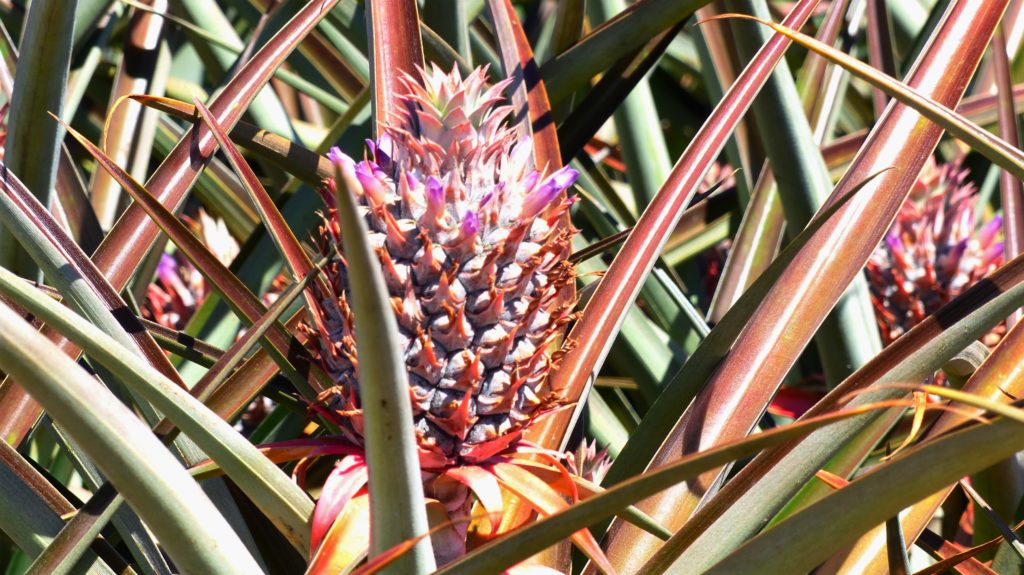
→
(866, 159, 1004, 344)
(348, 64, 578, 250)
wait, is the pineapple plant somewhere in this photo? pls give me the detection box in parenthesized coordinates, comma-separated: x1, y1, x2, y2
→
(2, 1, 1024, 575)
(299, 65, 617, 568)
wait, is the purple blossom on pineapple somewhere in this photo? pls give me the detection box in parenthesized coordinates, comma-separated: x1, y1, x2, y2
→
(866, 159, 1004, 346)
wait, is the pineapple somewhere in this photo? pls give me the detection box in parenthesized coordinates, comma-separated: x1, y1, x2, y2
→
(143, 210, 239, 330)
(865, 158, 1004, 346)
(307, 64, 578, 467)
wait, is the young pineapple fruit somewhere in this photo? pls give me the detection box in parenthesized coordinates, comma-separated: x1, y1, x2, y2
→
(866, 158, 1004, 346)
(143, 210, 239, 330)
(308, 64, 578, 468)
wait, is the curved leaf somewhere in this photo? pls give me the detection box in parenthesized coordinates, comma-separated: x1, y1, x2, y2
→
(621, 6, 1005, 570)
(0, 302, 264, 574)
(435, 404, 898, 574)
(0, 0, 342, 449)
(535, 2, 822, 530)
(707, 415, 1024, 573)
(0, 265, 315, 552)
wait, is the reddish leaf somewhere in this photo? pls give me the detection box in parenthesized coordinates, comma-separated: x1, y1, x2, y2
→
(92, 0, 337, 295)
(443, 466, 504, 532)
(602, 1, 1009, 570)
(367, 0, 423, 137)
(201, 310, 311, 423)
(866, 0, 897, 117)
(192, 99, 316, 281)
(190, 437, 361, 479)
(914, 526, 1016, 575)
(129, 94, 334, 183)
(825, 284, 1024, 573)
(993, 25, 1024, 327)
(308, 491, 371, 575)
(814, 470, 850, 490)
(312, 455, 369, 553)
(676, 252, 1024, 572)
(524, 0, 821, 467)
(0, 0, 339, 447)
(61, 118, 326, 399)
(800, 0, 853, 126)
(540, 0, 716, 105)
(0, 159, 188, 442)
(487, 0, 561, 170)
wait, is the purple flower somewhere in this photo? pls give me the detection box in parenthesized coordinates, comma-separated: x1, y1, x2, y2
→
(522, 166, 578, 219)
(461, 210, 480, 238)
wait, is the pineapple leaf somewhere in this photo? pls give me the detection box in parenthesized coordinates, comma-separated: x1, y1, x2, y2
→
(435, 403, 899, 574)
(0, 301, 265, 574)
(329, 151, 436, 573)
(199, 309, 311, 424)
(542, 0, 821, 469)
(169, 257, 326, 430)
(590, 0, 674, 210)
(992, 24, 1024, 308)
(678, 250, 1024, 571)
(557, 20, 683, 164)
(1, 0, 76, 277)
(706, 168, 783, 322)
(192, 98, 319, 283)
(865, 0, 898, 118)
(131, 94, 335, 184)
(0, 441, 115, 574)
(625, 4, 1007, 567)
(728, 13, 1024, 180)
(0, 160, 183, 386)
(705, 403, 1024, 573)
(541, 0, 713, 106)
(724, 0, 881, 386)
(60, 115, 326, 401)
(545, 0, 585, 65)
(915, 526, 1023, 575)
(143, 318, 226, 368)
(0, 264, 316, 553)
(177, 0, 299, 142)
(89, 0, 338, 303)
(367, 0, 424, 138)
(420, 0, 471, 64)
(91, 3, 168, 231)
(24, 484, 134, 575)
(885, 508, 913, 575)
(487, 0, 562, 169)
